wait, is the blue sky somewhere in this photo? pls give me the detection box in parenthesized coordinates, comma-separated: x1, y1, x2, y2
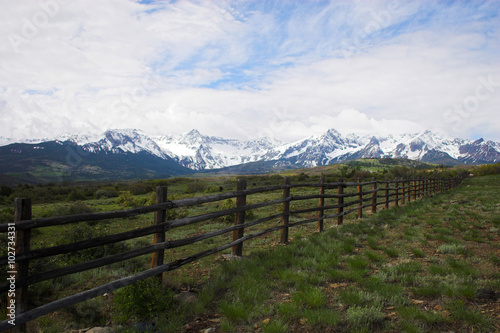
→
(0, 0, 499, 142)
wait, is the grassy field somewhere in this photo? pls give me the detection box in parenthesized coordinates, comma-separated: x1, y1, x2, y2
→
(117, 174, 498, 333)
(0, 165, 498, 332)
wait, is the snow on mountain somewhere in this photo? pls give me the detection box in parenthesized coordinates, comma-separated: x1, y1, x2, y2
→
(56, 132, 103, 145)
(268, 129, 499, 167)
(0, 136, 13, 146)
(61, 129, 169, 159)
(0, 136, 53, 146)
(1, 128, 499, 171)
(457, 138, 500, 164)
(155, 129, 282, 170)
(269, 129, 361, 166)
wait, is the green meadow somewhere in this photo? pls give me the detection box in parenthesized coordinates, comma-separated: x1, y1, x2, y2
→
(0, 160, 498, 332)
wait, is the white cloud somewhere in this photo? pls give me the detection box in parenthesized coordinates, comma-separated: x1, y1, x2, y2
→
(0, 0, 499, 143)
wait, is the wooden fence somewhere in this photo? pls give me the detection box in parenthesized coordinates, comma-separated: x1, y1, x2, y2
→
(0, 173, 468, 331)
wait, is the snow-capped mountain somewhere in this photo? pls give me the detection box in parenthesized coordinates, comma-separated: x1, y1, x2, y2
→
(81, 129, 169, 159)
(272, 129, 500, 166)
(267, 129, 361, 167)
(154, 129, 281, 170)
(0, 128, 499, 184)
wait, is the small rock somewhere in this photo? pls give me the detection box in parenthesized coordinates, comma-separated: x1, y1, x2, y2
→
(476, 289, 498, 301)
(86, 328, 114, 333)
(216, 254, 243, 261)
(134, 321, 155, 332)
(204, 328, 216, 333)
(174, 291, 198, 304)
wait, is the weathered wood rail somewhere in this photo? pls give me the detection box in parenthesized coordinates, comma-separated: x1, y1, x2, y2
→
(0, 173, 467, 331)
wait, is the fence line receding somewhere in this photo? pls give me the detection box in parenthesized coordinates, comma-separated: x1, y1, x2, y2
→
(0, 173, 468, 331)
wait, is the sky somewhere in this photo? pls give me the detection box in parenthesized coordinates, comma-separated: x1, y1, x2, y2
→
(1, 0, 499, 143)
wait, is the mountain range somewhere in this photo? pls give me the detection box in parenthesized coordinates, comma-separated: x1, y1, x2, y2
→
(0, 128, 499, 184)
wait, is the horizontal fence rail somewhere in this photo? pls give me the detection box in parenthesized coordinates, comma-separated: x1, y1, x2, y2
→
(0, 173, 468, 331)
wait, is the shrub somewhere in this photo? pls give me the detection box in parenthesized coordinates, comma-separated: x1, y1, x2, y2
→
(113, 279, 176, 322)
(0, 207, 14, 223)
(37, 201, 94, 218)
(184, 181, 207, 194)
(95, 187, 119, 199)
(473, 163, 500, 176)
(205, 186, 221, 193)
(64, 201, 94, 215)
(116, 191, 139, 207)
(218, 199, 255, 222)
(0, 185, 13, 197)
(68, 189, 86, 201)
(58, 223, 128, 264)
(130, 182, 152, 195)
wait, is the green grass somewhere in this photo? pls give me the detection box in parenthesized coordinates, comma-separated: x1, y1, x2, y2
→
(180, 174, 498, 333)
(2, 171, 499, 332)
(410, 248, 425, 258)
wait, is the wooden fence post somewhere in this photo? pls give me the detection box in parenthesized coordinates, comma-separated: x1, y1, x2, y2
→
(407, 179, 411, 203)
(10, 198, 31, 332)
(394, 177, 399, 207)
(412, 179, 417, 201)
(371, 177, 377, 214)
(357, 178, 363, 219)
(232, 179, 247, 256)
(280, 177, 291, 243)
(151, 186, 167, 282)
(384, 178, 389, 209)
(337, 178, 344, 225)
(318, 176, 325, 232)
(401, 177, 406, 205)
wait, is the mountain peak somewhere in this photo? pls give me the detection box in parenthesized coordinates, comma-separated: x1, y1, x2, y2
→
(473, 138, 484, 144)
(368, 136, 380, 145)
(186, 129, 202, 137)
(325, 128, 342, 138)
